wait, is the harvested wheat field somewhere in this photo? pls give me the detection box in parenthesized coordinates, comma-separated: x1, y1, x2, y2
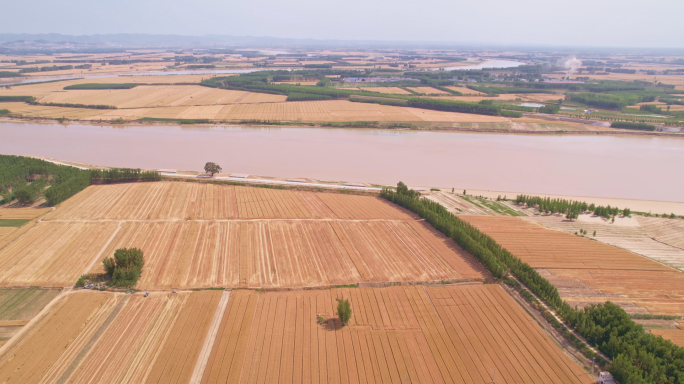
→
(46, 292, 190, 384)
(523, 215, 684, 272)
(39, 85, 286, 108)
(0, 207, 52, 220)
(31, 99, 508, 123)
(0, 291, 118, 384)
(200, 285, 593, 384)
(0, 290, 224, 384)
(0, 101, 103, 119)
(21, 182, 487, 288)
(4, 97, 512, 123)
(0, 288, 61, 347)
(87, 219, 485, 289)
(461, 216, 684, 316)
(650, 329, 684, 348)
(46, 182, 408, 221)
(0, 207, 54, 250)
(0, 221, 121, 287)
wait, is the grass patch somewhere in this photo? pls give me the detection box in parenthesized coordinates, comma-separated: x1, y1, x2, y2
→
(0, 219, 31, 227)
(330, 284, 359, 289)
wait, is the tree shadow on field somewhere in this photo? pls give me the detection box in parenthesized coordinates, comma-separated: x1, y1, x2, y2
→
(319, 317, 342, 331)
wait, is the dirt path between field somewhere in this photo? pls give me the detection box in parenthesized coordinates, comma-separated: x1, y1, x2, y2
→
(509, 275, 610, 363)
(189, 290, 232, 384)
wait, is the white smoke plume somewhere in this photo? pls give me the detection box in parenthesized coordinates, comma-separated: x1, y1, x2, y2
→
(564, 57, 582, 77)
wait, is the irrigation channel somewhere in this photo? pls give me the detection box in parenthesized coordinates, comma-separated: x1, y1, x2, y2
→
(1, 121, 683, 202)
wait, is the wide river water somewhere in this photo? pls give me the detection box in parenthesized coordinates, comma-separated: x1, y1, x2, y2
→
(1, 121, 683, 202)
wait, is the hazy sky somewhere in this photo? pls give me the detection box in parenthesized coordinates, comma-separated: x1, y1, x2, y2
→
(3, 0, 683, 48)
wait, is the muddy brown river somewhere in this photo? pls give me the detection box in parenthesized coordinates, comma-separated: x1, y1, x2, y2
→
(1, 121, 683, 202)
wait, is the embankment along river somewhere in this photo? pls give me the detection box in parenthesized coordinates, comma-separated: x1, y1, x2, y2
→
(1, 121, 683, 202)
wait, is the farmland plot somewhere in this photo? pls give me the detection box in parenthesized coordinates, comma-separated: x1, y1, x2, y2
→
(77, 99, 508, 123)
(0, 207, 54, 251)
(524, 215, 684, 272)
(89, 219, 486, 289)
(0, 291, 221, 384)
(650, 329, 684, 348)
(0, 288, 60, 348)
(0, 222, 121, 287)
(22, 183, 487, 288)
(0, 292, 118, 384)
(39, 86, 286, 108)
(462, 216, 684, 316)
(0, 288, 60, 321)
(47, 293, 187, 384)
(0, 207, 52, 220)
(201, 285, 593, 384)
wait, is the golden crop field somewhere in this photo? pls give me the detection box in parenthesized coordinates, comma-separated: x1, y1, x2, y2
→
(0, 207, 52, 220)
(0, 291, 118, 384)
(0, 207, 53, 251)
(49, 293, 189, 384)
(201, 285, 593, 384)
(1, 99, 509, 123)
(461, 216, 684, 316)
(0, 288, 61, 348)
(0, 101, 103, 119)
(522, 215, 684, 273)
(650, 329, 684, 348)
(0, 286, 592, 383)
(4, 182, 487, 289)
(0, 222, 121, 287)
(0, 290, 223, 384)
(38, 85, 286, 108)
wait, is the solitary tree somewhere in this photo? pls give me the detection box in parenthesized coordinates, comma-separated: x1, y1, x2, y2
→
(204, 162, 222, 176)
(337, 298, 352, 326)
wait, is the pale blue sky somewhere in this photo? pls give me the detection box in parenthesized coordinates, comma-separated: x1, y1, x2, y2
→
(2, 0, 683, 48)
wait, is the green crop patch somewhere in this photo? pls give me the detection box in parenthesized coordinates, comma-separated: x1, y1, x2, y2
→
(0, 219, 31, 227)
